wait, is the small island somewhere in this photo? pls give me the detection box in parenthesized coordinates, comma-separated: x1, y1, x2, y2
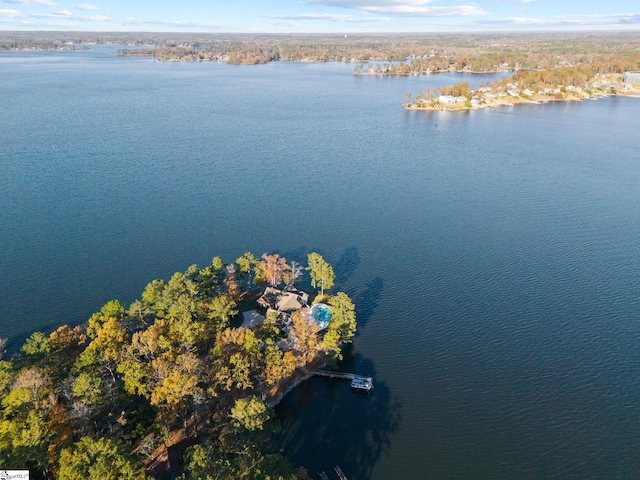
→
(0, 252, 356, 479)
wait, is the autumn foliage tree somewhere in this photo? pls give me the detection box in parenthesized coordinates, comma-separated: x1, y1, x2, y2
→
(260, 253, 290, 288)
(0, 251, 354, 479)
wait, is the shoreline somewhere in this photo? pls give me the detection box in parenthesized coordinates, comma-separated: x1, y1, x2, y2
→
(266, 353, 331, 408)
(267, 370, 315, 408)
(407, 90, 640, 112)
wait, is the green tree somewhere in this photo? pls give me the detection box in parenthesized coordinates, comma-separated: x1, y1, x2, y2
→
(100, 299, 126, 319)
(58, 436, 146, 480)
(87, 300, 126, 339)
(316, 292, 358, 363)
(231, 396, 271, 431)
(326, 292, 357, 345)
(141, 279, 166, 316)
(182, 443, 233, 480)
(206, 294, 238, 334)
(306, 252, 335, 295)
(72, 373, 103, 406)
(21, 332, 51, 357)
(236, 252, 259, 288)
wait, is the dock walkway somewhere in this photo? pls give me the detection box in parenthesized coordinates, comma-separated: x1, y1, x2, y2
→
(308, 369, 373, 391)
(308, 369, 357, 380)
(335, 465, 348, 480)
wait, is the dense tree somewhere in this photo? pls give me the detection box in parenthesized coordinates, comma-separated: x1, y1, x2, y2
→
(263, 346, 296, 386)
(261, 253, 290, 288)
(21, 332, 51, 357)
(206, 294, 238, 334)
(307, 253, 335, 295)
(72, 373, 103, 406)
(0, 251, 357, 479)
(231, 396, 271, 431)
(327, 292, 357, 344)
(141, 279, 167, 316)
(290, 310, 318, 364)
(58, 436, 146, 480)
(235, 252, 259, 289)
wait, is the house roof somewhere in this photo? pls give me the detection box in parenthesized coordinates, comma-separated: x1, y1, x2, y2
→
(257, 287, 309, 313)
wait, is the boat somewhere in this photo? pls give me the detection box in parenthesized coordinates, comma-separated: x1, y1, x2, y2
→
(350, 376, 373, 392)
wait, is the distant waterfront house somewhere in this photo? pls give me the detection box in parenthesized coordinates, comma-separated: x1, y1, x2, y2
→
(257, 287, 309, 315)
(438, 95, 465, 104)
(622, 71, 640, 84)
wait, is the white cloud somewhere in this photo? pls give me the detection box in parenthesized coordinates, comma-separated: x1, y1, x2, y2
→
(362, 5, 487, 16)
(304, 0, 487, 17)
(76, 3, 99, 10)
(266, 20, 301, 27)
(264, 12, 390, 23)
(0, 8, 22, 17)
(474, 12, 640, 28)
(347, 16, 389, 22)
(31, 9, 111, 21)
(494, 0, 536, 3)
(307, 0, 432, 6)
(264, 13, 354, 21)
(4, 0, 57, 6)
(118, 17, 224, 29)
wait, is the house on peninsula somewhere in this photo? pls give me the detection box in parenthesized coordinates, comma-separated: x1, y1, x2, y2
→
(257, 287, 309, 319)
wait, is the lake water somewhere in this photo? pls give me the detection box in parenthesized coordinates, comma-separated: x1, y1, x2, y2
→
(1, 46, 639, 479)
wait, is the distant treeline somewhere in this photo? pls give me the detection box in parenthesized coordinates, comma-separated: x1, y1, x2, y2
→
(4, 31, 640, 68)
(355, 33, 640, 75)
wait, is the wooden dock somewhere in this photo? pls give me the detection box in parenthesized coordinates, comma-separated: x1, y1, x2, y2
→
(309, 369, 357, 380)
(335, 465, 348, 480)
(309, 369, 374, 392)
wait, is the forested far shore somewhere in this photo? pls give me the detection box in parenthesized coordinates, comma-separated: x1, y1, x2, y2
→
(2, 31, 640, 66)
(355, 34, 640, 75)
(0, 252, 355, 480)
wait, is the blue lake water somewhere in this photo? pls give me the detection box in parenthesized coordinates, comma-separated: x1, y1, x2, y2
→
(1, 46, 639, 479)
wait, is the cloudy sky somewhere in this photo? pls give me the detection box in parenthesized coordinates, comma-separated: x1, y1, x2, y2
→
(1, 0, 639, 32)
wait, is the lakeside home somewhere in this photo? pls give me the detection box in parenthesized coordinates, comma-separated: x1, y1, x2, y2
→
(408, 72, 640, 112)
(257, 287, 309, 317)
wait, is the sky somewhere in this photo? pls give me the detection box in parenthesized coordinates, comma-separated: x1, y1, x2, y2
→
(0, 0, 639, 33)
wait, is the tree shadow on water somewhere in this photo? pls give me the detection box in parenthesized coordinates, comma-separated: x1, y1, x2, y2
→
(275, 353, 401, 480)
(354, 277, 383, 328)
(334, 246, 360, 284)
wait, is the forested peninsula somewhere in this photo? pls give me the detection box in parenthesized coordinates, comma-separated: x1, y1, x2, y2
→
(405, 69, 640, 112)
(0, 252, 356, 480)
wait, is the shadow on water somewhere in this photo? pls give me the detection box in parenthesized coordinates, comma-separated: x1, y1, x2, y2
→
(276, 352, 401, 480)
(281, 246, 313, 266)
(334, 246, 360, 284)
(354, 277, 383, 328)
(281, 246, 361, 295)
